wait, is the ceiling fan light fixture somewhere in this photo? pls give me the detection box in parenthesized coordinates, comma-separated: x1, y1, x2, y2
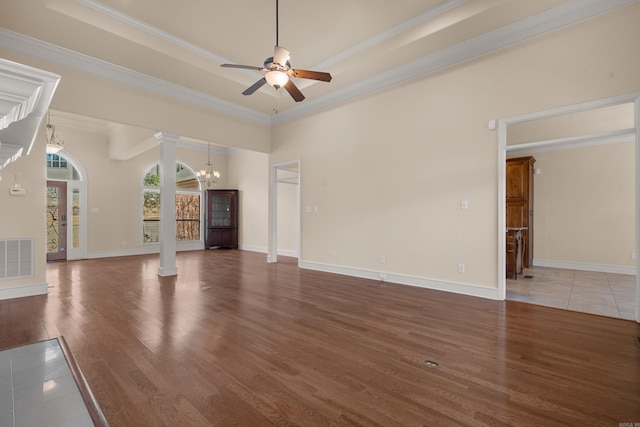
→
(220, 0, 331, 102)
(265, 70, 289, 89)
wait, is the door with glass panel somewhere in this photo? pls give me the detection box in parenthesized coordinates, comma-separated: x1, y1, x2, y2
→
(46, 181, 67, 261)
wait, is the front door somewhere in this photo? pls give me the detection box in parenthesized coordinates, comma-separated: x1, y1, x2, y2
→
(47, 181, 67, 261)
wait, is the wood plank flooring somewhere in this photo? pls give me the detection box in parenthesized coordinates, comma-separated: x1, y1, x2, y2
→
(1, 250, 639, 426)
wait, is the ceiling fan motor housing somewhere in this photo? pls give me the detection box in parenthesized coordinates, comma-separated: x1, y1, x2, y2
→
(264, 57, 291, 71)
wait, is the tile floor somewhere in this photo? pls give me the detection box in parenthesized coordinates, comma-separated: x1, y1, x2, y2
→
(507, 266, 637, 320)
(0, 339, 93, 427)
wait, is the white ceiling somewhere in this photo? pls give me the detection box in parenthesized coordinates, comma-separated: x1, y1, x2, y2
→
(0, 0, 637, 159)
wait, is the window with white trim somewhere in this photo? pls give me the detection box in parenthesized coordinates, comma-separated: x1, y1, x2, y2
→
(142, 162, 201, 243)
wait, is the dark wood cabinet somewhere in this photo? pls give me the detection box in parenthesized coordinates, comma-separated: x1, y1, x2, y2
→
(506, 156, 535, 270)
(205, 190, 238, 249)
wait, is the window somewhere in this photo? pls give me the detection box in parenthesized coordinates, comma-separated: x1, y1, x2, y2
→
(142, 162, 201, 243)
(46, 153, 67, 168)
(46, 154, 80, 180)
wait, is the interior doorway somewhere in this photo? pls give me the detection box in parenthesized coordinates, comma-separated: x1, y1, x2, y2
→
(497, 93, 640, 323)
(268, 160, 300, 264)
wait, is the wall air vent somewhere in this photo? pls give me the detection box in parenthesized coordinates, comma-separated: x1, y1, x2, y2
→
(0, 239, 34, 279)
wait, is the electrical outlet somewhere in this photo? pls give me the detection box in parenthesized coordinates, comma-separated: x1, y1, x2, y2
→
(331, 250, 337, 258)
(632, 252, 637, 261)
(380, 255, 386, 264)
(458, 264, 465, 273)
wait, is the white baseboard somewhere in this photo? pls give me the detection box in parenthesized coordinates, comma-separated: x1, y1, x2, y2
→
(533, 259, 636, 275)
(299, 260, 500, 300)
(88, 242, 205, 259)
(277, 249, 298, 258)
(88, 243, 296, 260)
(157, 267, 178, 276)
(0, 282, 48, 301)
(239, 245, 297, 258)
(239, 244, 266, 253)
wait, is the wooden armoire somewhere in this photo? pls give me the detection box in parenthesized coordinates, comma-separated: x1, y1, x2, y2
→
(506, 156, 535, 268)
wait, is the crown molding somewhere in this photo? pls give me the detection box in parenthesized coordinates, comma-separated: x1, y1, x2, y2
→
(506, 128, 636, 155)
(177, 138, 230, 156)
(77, 0, 232, 66)
(312, 0, 465, 70)
(0, 28, 271, 126)
(0, 0, 636, 128)
(0, 58, 60, 169)
(272, 0, 639, 124)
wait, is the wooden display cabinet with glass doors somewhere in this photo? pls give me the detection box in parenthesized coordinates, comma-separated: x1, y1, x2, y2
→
(205, 190, 238, 249)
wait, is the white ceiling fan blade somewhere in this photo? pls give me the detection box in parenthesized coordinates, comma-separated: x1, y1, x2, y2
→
(274, 46, 290, 67)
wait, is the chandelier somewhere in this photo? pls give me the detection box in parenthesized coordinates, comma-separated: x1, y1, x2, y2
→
(45, 110, 64, 154)
(196, 143, 220, 188)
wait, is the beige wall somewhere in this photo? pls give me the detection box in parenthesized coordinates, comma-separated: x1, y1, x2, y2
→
(508, 103, 635, 145)
(271, 4, 640, 291)
(226, 150, 297, 255)
(226, 149, 269, 252)
(277, 181, 298, 256)
(51, 127, 230, 255)
(0, 50, 271, 154)
(1, 3, 638, 299)
(0, 130, 47, 293)
(0, 124, 230, 260)
(531, 141, 635, 268)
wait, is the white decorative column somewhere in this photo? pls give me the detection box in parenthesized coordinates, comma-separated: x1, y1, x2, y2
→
(155, 132, 179, 276)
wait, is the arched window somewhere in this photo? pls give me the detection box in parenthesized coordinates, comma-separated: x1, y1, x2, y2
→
(142, 162, 201, 243)
(46, 153, 79, 179)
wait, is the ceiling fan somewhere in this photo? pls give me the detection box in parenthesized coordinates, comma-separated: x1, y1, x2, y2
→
(220, 0, 332, 102)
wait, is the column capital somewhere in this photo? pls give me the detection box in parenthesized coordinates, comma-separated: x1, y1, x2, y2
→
(154, 132, 180, 144)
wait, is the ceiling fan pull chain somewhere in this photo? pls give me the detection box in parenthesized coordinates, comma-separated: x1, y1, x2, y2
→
(273, 92, 279, 115)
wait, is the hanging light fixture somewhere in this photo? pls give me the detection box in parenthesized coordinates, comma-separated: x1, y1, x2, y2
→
(45, 110, 64, 154)
(196, 143, 220, 188)
(265, 70, 289, 89)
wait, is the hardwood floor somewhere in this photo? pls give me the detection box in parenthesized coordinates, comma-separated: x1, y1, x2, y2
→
(1, 250, 639, 426)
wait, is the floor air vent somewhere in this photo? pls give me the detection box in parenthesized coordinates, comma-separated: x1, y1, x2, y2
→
(0, 239, 34, 279)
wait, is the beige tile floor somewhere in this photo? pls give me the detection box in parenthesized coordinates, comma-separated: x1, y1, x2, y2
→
(0, 339, 93, 427)
(506, 267, 637, 320)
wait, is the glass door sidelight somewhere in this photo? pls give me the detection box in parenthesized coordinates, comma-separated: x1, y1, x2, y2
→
(46, 181, 68, 261)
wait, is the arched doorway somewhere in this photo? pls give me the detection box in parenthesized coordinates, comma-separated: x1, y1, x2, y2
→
(46, 151, 87, 261)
